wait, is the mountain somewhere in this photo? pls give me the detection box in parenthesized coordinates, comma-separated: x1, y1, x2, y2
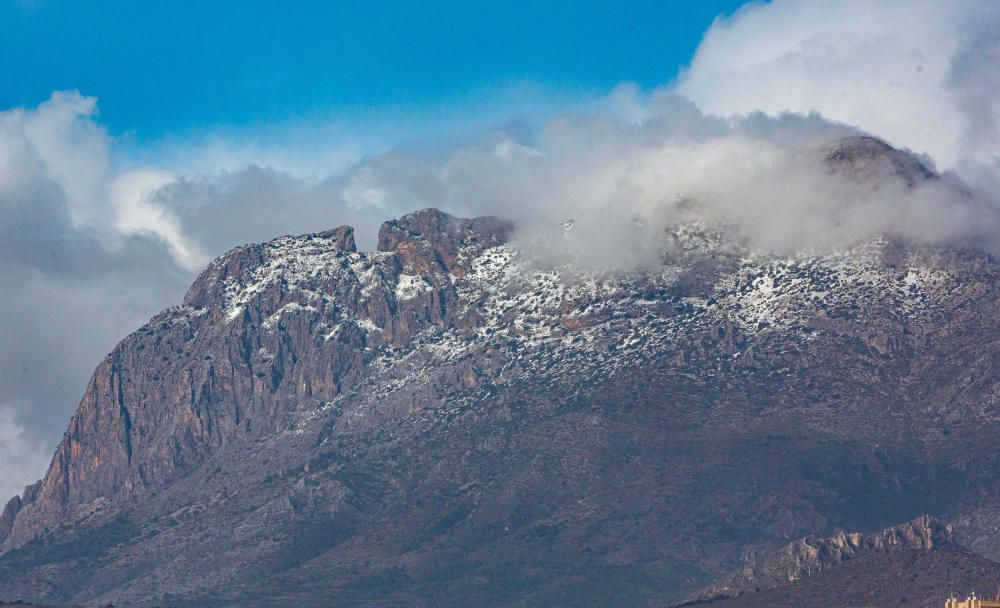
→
(2, 137, 1000, 607)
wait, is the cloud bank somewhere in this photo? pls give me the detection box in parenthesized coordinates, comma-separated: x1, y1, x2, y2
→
(0, 94, 192, 498)
(0, 406, 48, 501)
(338, 93, 998, 270)
(3, 0, 1000, 499)
(676, 0, 1000, 175)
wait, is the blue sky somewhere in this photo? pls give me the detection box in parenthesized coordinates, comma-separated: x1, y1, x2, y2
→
(0, 0, 747, 140)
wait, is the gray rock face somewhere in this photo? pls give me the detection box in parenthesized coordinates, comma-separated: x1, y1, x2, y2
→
(2, 139, 1000, 607)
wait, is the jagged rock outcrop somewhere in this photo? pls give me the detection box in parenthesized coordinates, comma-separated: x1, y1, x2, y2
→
(686, 515, 954, 602)
(376, 210, 511, 277)
(685, 544, 1000, 608)
(2, 139, 1000, 607)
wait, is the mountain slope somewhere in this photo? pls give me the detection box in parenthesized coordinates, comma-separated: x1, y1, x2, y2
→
(2, 138, 1000, 606)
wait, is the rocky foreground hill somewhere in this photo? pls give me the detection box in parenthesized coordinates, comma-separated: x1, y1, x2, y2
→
(2, 137, 1000, 606)
(686, 515, 956, 602)
(680, 515, 1000, 607)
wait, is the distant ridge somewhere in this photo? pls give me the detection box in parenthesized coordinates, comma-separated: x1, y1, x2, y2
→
(681, 545, 1000, 608)
(684, 515, 955, 604)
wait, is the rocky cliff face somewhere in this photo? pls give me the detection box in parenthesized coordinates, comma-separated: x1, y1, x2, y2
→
(0, 211, 511, 552)
(2, 138, 1000, 607)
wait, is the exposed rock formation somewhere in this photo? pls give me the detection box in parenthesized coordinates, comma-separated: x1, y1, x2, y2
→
(686, 544, 1000, 608)
(687, 515, 954, 602)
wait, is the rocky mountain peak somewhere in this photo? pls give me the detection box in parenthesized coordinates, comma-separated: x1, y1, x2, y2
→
(314, 225, 358, 253)
(183, 224, 359, 311)
(823, 135, 935, 187)
(377, 208, 512, 277)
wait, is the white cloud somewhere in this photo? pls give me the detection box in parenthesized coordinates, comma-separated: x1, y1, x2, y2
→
(0, 406, 50, 502)
(12, 91, 111, 226)
(0, 91, 205, 271)
(676, 0, 999, 173)
(0, 94, 194, 499)
(339, 94, 999, 269)
(108, 168, 205, 271)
